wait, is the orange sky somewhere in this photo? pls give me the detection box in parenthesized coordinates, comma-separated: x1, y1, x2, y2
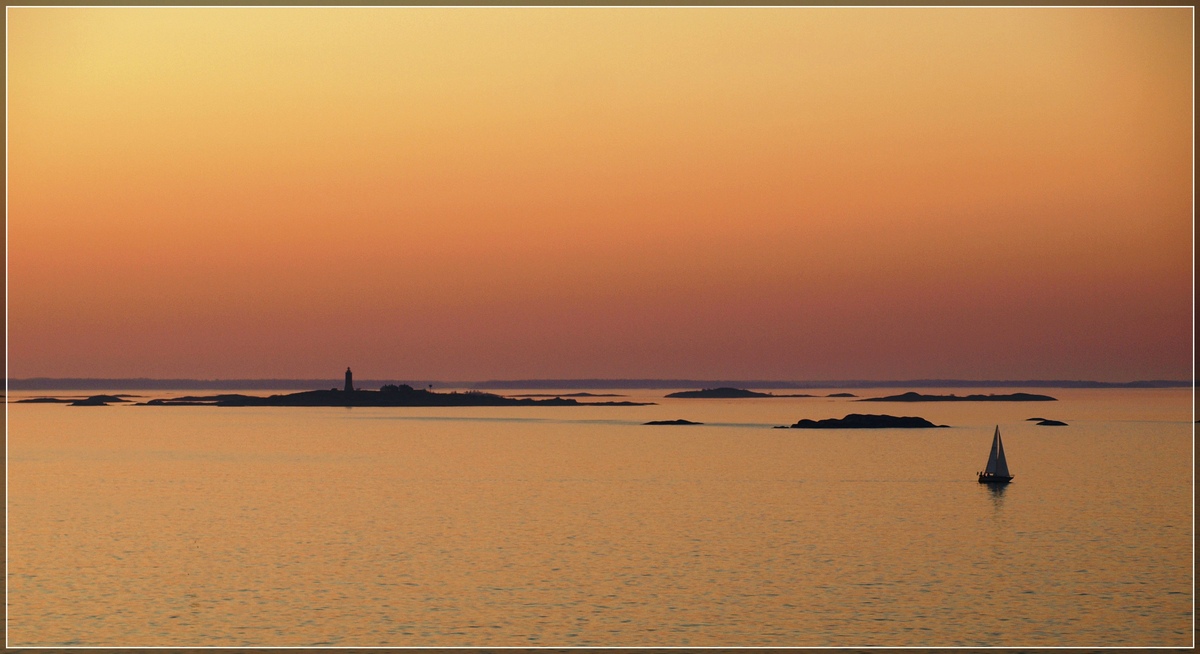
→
(7, 8, 1193, 381)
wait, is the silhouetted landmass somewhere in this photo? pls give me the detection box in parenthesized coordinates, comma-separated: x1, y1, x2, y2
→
(826, 392, 858, 397)
(69, 395, 131, 406)
(11, 378, 1187, 391)
(468, 378, 1190, 390)
(859, 392, 1056, 402)
(138, 385, 653, 407)
(778, 414, 948, 429)
(1035, 419, 1068, 426)
(668, 388, 770, 398)
(643, 419, 703, 425)
(1026, 417, 1047, 421)
(509, 392, 626, 397)
(17, 394, 138, 404)
(149, 394, 263, 404)
(666, 387, 814, 399)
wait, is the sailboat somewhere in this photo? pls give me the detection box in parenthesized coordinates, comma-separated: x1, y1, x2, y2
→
(977, 425, 1013, 483)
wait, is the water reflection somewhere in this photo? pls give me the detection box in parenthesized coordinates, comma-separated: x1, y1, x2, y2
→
(982, 481, 1008, 509)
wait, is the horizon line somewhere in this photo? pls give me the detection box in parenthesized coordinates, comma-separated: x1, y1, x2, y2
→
(4, 377, 1193, 391)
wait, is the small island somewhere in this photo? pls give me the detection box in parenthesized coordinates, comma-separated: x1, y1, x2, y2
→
(1034, 419, 1068, 426)
(826, 392, 858, 398)
(71, 395, 131, 406)
(858, 391, 1056, 402)
(510, 392, 626, 398)
(666, 387, 813, 399)
(776, 413, 948, 429)
(17, 394, 136, 405)
(643, 419, 703, 426)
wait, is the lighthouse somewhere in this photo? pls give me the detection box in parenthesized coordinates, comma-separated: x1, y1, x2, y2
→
(345, 367, 353, 393)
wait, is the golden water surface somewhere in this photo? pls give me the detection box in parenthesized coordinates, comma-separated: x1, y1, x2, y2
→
(6, 388, 1193, 646)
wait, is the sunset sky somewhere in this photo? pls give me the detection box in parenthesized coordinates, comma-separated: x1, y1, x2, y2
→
(7, 8, 1192, 382)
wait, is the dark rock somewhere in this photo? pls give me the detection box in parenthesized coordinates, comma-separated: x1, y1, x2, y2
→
(511, 392, 626, 397)
(155, 394, 261, 404)
(19, 394, 134, 404)
(666, 388, 772, 398)
(643, 419, 703, 426)
(859, 391, 1056, 402)
(1036, 419, 1068, 426)
(69, 396, 115, 406)
(783, 413, 948, 429)
(826, 392, 858, 397)
(666, 387, 812, 398)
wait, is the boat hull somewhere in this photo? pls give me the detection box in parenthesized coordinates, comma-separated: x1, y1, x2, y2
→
(977, 473, 1013, 484)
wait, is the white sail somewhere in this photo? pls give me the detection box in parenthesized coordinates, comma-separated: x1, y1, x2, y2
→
(983, 425, 1011, 477)
(993, 428, 1011, 477)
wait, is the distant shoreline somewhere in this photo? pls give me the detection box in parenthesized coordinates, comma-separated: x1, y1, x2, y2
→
(5, 378, 1191, 391)
(16, 389, 654, 408)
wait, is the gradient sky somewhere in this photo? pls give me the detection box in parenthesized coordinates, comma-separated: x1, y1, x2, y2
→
(7, 8, 1193, 381)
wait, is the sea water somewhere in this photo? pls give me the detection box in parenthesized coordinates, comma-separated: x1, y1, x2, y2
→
(5, 388, 1193, 646)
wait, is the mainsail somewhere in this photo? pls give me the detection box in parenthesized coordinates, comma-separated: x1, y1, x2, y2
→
(983, 425, 1011, 477)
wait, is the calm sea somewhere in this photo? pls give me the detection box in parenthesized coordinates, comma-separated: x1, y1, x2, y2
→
(6, 387, 1194, 647)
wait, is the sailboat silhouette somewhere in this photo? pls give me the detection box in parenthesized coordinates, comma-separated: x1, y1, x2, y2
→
(977, 425, 1014, 483)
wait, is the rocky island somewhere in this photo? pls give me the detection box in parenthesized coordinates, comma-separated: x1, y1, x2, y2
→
(858, 391, 1056, 402)
(510, 392, 626, 398)
(16, 394, 135, 406)
(666, 387, 813, 399)
(776, 413, 948, 429)
(71, 395, 131, 406)
(643, 419, 703, 425)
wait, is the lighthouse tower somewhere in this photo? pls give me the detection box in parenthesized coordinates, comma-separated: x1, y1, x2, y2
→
(344, 367, 353, 393)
